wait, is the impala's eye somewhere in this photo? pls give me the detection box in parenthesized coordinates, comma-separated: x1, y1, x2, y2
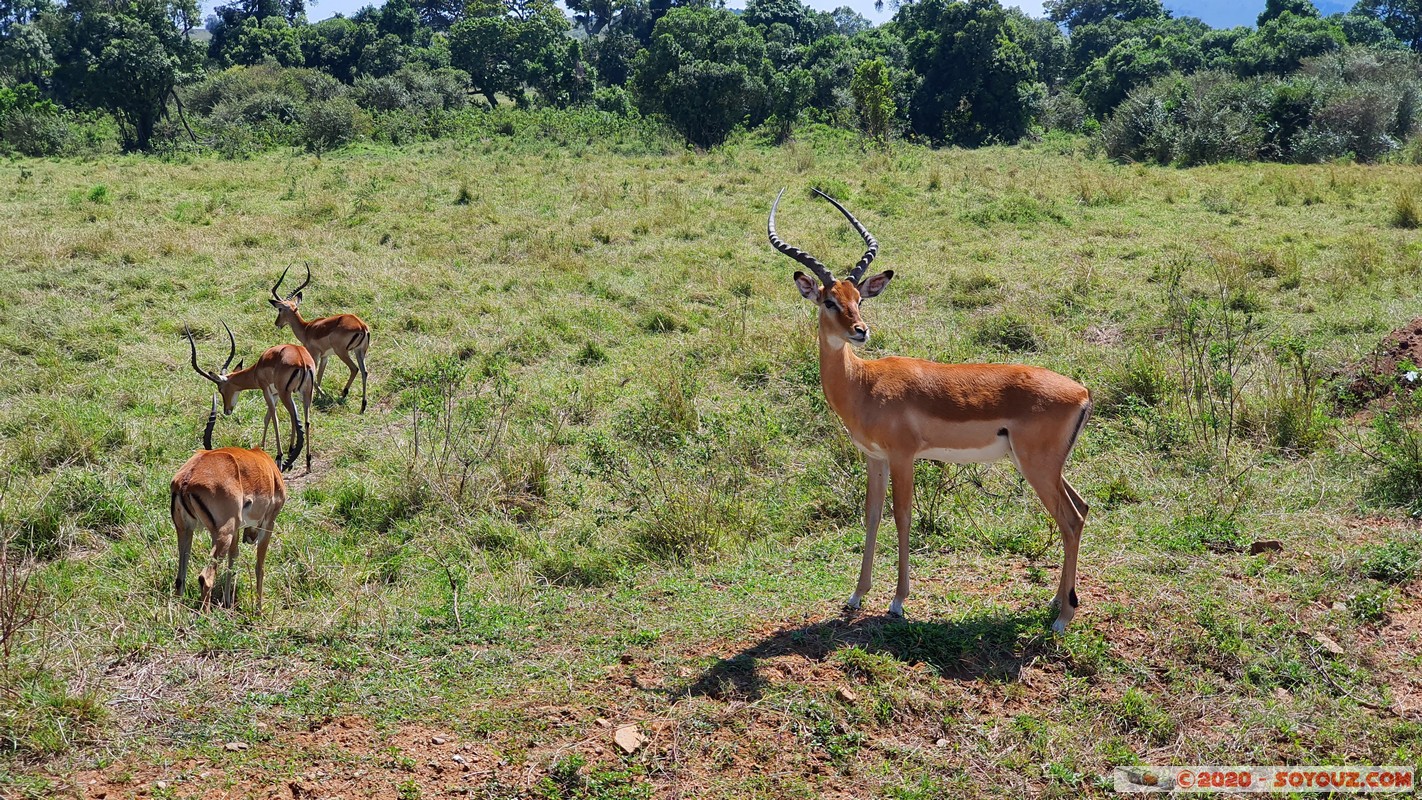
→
(824, 300, 838, 312)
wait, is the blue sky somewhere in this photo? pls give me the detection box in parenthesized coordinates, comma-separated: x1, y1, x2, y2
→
(211, 0, 1316, 34)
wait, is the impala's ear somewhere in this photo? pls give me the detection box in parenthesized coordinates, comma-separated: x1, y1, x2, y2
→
(793, 271, 819, 301)
(292, 291, 302, 304)
(858, 270, 894, 299)
(268, 298, 281, 308)
(234, 360, 244, 372)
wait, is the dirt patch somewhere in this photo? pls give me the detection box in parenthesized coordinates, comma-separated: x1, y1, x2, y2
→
(1369, 587, 1422, 721)
(61, 716, 509, 800)
(102, 652, 307, 737)
(1336, 318, 1422, 411)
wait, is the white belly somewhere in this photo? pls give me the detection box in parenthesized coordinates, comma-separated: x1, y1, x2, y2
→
(917, 440, 1010, 464)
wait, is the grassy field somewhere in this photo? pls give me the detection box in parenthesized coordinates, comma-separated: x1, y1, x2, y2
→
(3, 123, 1422, 797)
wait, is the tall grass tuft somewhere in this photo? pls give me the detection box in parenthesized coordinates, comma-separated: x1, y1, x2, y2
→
(1391, 186, 1421, 229)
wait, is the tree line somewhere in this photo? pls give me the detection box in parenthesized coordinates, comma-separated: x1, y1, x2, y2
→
(0, 0, 1420, 163)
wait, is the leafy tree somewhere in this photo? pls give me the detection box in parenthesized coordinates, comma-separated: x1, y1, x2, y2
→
(377, 0, 421, 44)
(850, 56, 894, 141)
(1259, 0, 1319, 25)
(206, 0, 303, 64)
(50, 0, 201, 151)
(1351, 0, 1422, 49)
(227, 16, 303, 66)
(1007, 8, 1070, 86)
(831, 5, 872, 35)
(764, 65, 812, 140)
(296, 17, 375, 82)
(744, 0, 832, 43)
(896, 0, 1044, 145)
(588, 29, 640, 84)
(449, 0, 578, 107)
(1334, 12, 1408, 47)
(1233, 11, 1345, 75)
(630, 6, 770, 147)
(1045, 0, 1166, 31)
(1075, 34, 1201, 115)
(0, 22, 54, 85)
(412, 0, 464, 31)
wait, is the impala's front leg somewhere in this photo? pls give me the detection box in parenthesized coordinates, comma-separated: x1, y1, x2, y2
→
(888, 457, 916, 618)
(847, 457, 888, 611)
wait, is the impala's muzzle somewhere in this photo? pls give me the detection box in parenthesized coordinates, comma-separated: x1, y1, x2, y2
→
(849, 325, 869, 344)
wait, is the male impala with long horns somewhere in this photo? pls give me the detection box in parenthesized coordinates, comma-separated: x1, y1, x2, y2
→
(186, 323, 315, 473)
(270, 265, 371, 414)
(768, 188, 1093, 631)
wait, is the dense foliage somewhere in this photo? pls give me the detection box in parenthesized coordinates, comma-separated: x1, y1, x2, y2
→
(0, 0, 1420, 160)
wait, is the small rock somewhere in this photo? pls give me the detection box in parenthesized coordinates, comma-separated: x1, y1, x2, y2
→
(835, 686, 858, 703)
(935, 738, 948, 747)
(614, 724, 646, 755)
(155, 781, 168, 790)
(255, 722, 268, 730)
(1274, 687, 1292, 701)
(432, 736, 447, 745)
(620, 653, 634, 664)
(1250, 540, 1284, 555)
(595, 717, 611, 728)
(1332, 602, 1348, 613)
(1312, 632, 1345, 656)
(453, 754, 466, 764)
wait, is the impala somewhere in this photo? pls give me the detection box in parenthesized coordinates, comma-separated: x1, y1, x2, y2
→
(768, 188, 1093, 631)
(270, 265, 371, 413)
(171, 395, 287, 612)
(186, 323, 315, 472)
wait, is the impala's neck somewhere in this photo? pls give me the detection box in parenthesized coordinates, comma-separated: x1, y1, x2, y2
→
(224, 365, 263, 391)
(818, 325, 864, 423)
(285, 310, 313, 344)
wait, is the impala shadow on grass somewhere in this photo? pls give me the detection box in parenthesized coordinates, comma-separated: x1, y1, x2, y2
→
(680, 608, 1053, 701)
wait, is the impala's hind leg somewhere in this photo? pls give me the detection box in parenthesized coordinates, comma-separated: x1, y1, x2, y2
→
(198, 516, 239, 613)
(888, 456, 916, 618)
(172, 490, 193, 596)
(1016, 455, 1086, 632)
(355, 346, 368, 414)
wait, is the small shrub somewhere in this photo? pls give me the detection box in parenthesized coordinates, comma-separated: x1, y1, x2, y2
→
(1350, 583, 1394, 622)
(1115, 688, 1176, 744)
(1359, 537, 1422, 584)
(1364, 389, 1422, 514)
(593, 85, 637, 117)
(0, 111, 72, 157)
(1099, 347, 1171, 414)
(300, 98, 365, 155)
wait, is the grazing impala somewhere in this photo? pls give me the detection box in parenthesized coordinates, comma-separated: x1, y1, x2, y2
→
(186, 323, 315, 472)
(768, 188, 1093, 631)
(171, 395, 287, 612)
(269, 265, 371, 413)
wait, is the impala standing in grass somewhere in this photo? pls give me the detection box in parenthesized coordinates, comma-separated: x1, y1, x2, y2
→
(768, 188, 1093, 631)
(171, 395, 287, 612)
(187, 323, 316, 472)
(270, 265, 372, 413)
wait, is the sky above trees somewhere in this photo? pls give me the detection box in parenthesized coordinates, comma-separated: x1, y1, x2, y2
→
(197, 0, 1325, 31)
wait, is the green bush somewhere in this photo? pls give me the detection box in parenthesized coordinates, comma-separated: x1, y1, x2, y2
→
(0, 110, 72, 156)
(300, 97, 366, 154)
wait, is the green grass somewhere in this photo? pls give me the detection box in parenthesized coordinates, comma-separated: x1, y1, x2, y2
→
(2, 129, 1422, 796)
